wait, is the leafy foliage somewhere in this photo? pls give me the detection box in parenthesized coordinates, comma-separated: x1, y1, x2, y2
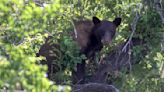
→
(0, 0, 70, 91)
(0, 0, 163, 92)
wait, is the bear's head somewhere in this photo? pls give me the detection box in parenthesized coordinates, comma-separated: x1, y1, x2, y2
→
(91, 17, 122, 45)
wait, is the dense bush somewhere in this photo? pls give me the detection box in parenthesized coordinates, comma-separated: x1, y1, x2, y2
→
(0, 0, 163, 92)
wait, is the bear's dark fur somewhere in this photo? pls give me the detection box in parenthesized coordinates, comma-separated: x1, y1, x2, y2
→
(72, 17, 121, 84)
(37, 16, 122, 84)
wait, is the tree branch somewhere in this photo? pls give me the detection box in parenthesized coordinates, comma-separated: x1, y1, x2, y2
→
(122, 11, 140, 52)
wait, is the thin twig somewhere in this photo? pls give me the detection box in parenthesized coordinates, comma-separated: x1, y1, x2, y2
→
(70, 20, 78, 38)
(122, 11, 140, 52)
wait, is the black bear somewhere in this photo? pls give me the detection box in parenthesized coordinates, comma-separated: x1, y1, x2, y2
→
(37, 16, 122, 84)
(72, 17, 122, 84)
(74, 17, 121, 57)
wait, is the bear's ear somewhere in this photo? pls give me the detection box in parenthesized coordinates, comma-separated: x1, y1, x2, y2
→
(113, 17, 122, 27)
(92, 16, 101, 25)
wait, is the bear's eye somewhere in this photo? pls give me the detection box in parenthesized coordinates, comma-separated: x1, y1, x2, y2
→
(109, 31, 115, 38)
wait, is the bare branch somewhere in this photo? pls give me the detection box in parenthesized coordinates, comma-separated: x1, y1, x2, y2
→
(122, 11, 140, 52)
(70, 20, 78, 38)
